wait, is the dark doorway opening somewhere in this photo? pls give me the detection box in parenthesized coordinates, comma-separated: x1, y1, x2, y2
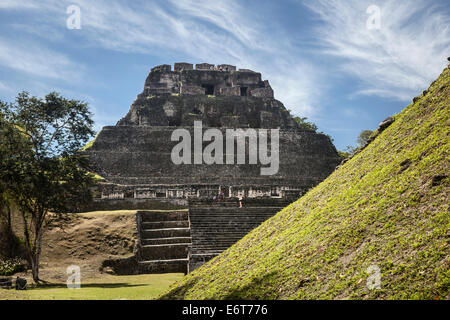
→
(202, 84, 215, 95)
(240, 87, 248, 96)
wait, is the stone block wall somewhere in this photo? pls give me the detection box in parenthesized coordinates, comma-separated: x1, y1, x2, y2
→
(219, 86, 241, 96)
(195, 63, 215, 70)
(85, 62, 342, 210)
(250, 87, 274, 98)
(142, 62, 271, 98)
(174, 62, 193, 71)
(217, 64, 236, 71)
(180, 85, 205, 95)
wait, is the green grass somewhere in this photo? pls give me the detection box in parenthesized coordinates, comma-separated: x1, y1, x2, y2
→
(0, 274, 184, 300)
(160, 67, 450, 300)
(81, 132, 100, 151)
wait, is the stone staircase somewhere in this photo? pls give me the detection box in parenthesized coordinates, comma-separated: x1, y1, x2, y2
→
(188, 198, 291, 272)
(134, 199, 292, 274)
(136, 210, 191, 274)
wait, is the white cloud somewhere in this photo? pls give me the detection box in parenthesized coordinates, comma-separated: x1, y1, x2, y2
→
(0, 0, 322, 117)
(25, 0, 320, 115)
(305, 0, 450, 101)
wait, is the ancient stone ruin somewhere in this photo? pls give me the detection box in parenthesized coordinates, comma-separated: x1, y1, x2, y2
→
(85, 62, 342, 272)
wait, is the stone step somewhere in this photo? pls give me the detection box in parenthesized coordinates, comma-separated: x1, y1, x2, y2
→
(141, 237, 192, 245)
(138, 259, 188, 274)
(190, 231, 257, 235)
(141, 227, 190, 239)
(191, 243, 240, 247)
(190, 224, 267, 228)
(191, 230, 257, 234)
(192, 239, 242, 243)
(191, 250, 224, 254)
(192, 247, 231, 252)
(190, 207, 283, 213)
(189, 214, 275, 218)
(192, 238, 241, 242)
(191, 234, 258, 239)
(191, 230, 261, 234)
(189, 217, 274, 222)
(189, 213, 278, 217)
(141, 220, 189, 229)
(192, 240, 241, 244)
(139, 243, 189, 260)
(192, 240, 244, 245)
(189, 201, 239, 207)
(138, 210, 189, 222)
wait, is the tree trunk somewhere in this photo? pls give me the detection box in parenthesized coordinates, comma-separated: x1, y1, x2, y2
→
(31, 254, 40, 283)
(6, 204, 13, 258)
(19, 205, 46, 284)
(20, 208, 40, 283)
(31, 219, 44, 283)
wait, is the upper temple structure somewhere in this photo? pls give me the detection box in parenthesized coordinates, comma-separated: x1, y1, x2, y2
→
(84, 62, 342, 209)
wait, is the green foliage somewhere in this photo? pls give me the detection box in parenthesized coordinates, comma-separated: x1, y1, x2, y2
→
(81, 133, 99, 151)
(0, 91, 96, 282)
(293, 116, 318, 131)
(339, 145, 357, 158)
(292, 116, 334, 142)
(0, 258, 26, 276)
(160, 67, 450, 300)
(357, 129, 375, 146)
(337, 150, 350, 158)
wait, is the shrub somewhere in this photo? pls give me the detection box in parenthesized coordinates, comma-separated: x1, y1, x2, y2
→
(0, 258, 26, 276)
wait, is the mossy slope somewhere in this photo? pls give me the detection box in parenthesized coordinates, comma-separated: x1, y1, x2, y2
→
(161, 67, 449, 300)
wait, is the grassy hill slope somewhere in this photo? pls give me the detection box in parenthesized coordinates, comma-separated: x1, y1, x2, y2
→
(161, 67, 449, 300)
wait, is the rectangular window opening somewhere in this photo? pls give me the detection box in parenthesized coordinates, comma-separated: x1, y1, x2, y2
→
(202, 84, 215, 95)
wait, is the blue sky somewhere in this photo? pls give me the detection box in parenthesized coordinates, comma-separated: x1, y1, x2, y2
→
(0, 0, 449, 150)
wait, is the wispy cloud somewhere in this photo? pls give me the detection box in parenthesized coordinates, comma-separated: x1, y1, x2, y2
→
(305, 0, 450, 101)
(1, 0, 320, 116)
(3, 0, 447, 124)
(0, 37, 84, 81)
(0, 80, 14, 94)
(0, 0, 38, 9)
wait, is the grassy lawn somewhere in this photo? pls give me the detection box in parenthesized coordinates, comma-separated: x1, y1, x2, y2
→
(0, 273, 184, 300)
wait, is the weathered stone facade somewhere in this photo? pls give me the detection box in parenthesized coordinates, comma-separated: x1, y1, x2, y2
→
(85, 62, 343, 273)
(85, 63, 341, 205)
(140, 63, 275, 99)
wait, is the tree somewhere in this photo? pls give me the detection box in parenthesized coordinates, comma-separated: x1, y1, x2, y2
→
(292, 116, 335, 142)
(357, 130, 374, 147)
(0, 92, 96, 282)
(293, 116, 318, 131)
(338, 146, 357, 158)
(0, 111, 25, 258)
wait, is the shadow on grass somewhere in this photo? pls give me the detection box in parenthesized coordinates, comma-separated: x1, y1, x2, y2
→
(222, 271, 280, 300)
(159, 277, 199, 300)
(160, 271, 282, 300)
(32, 283, 148, 289)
